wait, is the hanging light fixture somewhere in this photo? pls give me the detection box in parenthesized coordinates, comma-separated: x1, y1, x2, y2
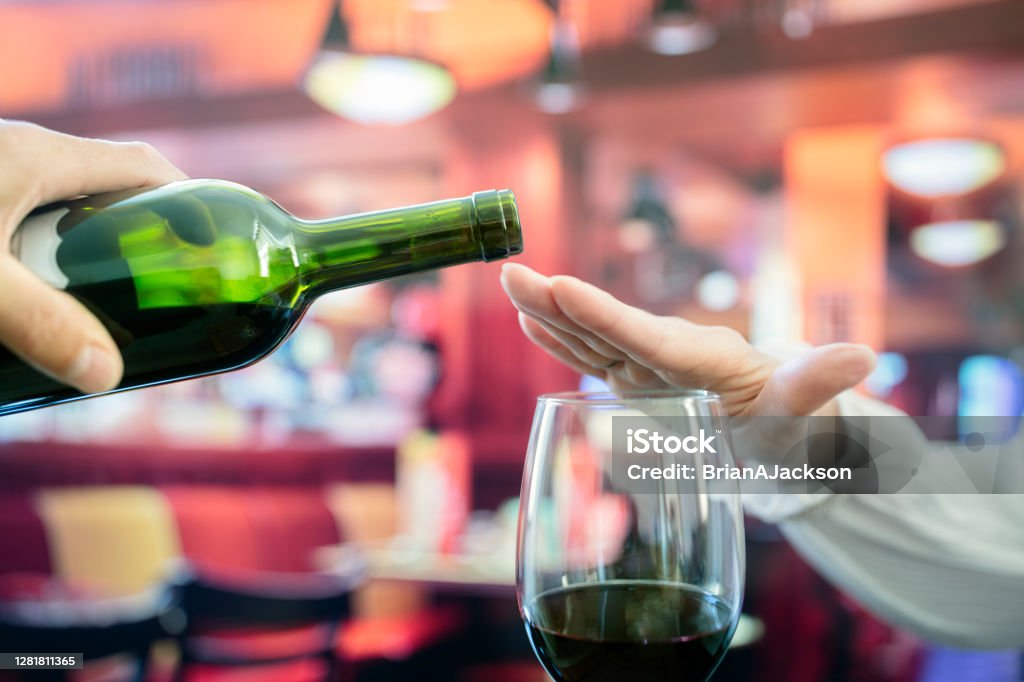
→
(303, 2, 456, 126)
(619, 170, 677, 253)
(619, 170, 737, 304)
(887, 139, 1011, 268)
(531, 0, 585, 114)
(882, 138, 1006, 198)
(908, 219, 1005, 268)
(646, 0, 717, 56)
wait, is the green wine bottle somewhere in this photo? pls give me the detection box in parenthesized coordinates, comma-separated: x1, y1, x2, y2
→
(0, 179, 522, 416)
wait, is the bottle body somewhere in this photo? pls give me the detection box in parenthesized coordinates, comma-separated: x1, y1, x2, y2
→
(0, 180, 522, 415)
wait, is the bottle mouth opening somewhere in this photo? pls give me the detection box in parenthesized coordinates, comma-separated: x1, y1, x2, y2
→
(473, 189, 524, 261)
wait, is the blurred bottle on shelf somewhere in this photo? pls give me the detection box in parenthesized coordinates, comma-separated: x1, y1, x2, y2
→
(397, 430, 470, 554)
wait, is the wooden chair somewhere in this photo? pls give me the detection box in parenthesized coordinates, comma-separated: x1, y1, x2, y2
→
(171, 566, 355, 682)
(0, 583, 174, 682)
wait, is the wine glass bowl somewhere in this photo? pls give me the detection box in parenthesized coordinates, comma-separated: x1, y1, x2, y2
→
(517, 391, 744, 682)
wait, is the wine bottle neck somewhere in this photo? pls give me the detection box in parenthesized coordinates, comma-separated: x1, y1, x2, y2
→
(295, 190, 522, 299)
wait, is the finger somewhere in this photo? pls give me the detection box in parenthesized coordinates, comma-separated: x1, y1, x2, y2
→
(0, 256, 123, 393)
(0, 122, 187, 210)
(753, 343, 877, 417)
(527, 314, 620, 370)
(36, 131, 188, 204)
(550, 274, 760, 378)
(523, 312, 668, 388)
(519, 313, 607, 379)
(616, 359, 671, 389)
(548, 274, 690, 364)
(500, 263, 627, 360)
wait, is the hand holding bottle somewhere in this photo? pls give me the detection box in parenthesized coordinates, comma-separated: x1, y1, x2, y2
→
(0, 121, 187, 394)
(500, 263, 877, 449)
(0, 140, 521, 415)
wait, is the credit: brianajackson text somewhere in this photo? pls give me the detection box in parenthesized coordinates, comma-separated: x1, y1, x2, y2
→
(626, 463, 853, 481)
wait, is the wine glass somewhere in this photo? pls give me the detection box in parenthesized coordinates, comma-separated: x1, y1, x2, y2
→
(517, 391, 744, 682)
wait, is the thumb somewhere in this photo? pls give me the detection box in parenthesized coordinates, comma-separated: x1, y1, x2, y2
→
(753, 343, 876, 417)
(0, 256, 123, 393)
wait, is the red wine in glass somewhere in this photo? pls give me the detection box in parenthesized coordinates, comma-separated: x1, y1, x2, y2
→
(525, 580, 735, 682)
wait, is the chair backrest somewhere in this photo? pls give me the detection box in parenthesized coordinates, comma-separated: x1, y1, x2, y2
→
(35, 486, 181, 595)
(0, 586, 175, 682)
(161, 486, 343, 573)
(172, 566, 354, 675)
(0, 494, 51, 575)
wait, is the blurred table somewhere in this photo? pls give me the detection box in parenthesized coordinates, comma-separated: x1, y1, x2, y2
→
(315, 543, 765, 648)
(315, 544, 514, 597)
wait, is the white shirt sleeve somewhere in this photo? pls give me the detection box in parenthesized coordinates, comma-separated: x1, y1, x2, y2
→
(742, 391, 1024, 649)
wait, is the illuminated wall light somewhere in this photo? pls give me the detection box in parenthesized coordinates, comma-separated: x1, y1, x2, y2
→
(954, 352, 1019, 444)
(304, 52, 456, 126)
(781, 8, 814, 39)
(696, 270, 740, 311)
(882, 138, 1006, 197)
(646, 0, 717, 55)
(908, 220, 1005, 267)
(958, 355, 1024, 424)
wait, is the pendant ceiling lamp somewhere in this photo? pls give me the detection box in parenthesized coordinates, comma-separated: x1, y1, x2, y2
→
(619, 170, 677, 252)
(532, 2, 586, 115)
(304, 2, 456, 125)
(882, 138, 1006, 198)
(908, 219, 1005, 268)
(646, 0, 717, 56)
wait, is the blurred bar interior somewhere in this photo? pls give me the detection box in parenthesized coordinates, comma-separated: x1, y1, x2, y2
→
(1, 1, 1023, 680)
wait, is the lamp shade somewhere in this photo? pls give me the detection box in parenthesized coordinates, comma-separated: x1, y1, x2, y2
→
(908, 219, 1005, 267)
(532, 15, 586, 114)
(646, 0, 717, 56)
(304, 52, 456, 125)
(882, 138, 1006, 197)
